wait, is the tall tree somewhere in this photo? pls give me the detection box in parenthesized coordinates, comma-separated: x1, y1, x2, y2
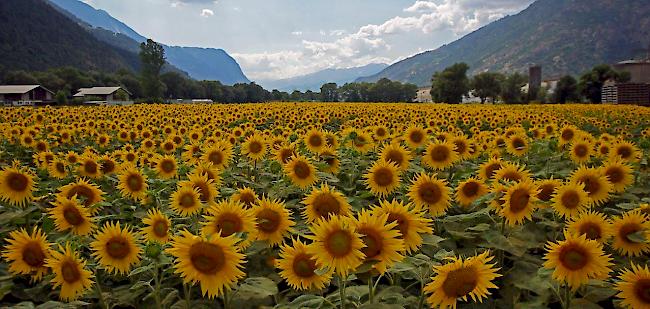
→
(471, 72, 503, 103)
(430, 63, 469, 104)
(578, 64, 630, 103)
(139, 39, 166, 100)
(320, 83, 339, 102)
(554, 75, 579, 104)
(500, 73, 527, 104)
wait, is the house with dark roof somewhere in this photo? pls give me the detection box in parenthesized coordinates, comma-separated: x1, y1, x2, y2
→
(0, 85, 54, 106)
(73, 86, 132, 105)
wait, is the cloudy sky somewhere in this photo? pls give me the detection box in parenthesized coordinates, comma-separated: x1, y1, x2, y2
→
(82, 0, 534, 80)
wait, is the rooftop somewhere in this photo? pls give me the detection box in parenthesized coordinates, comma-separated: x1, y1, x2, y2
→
(0, 85, 51, 94)
(74, 87, 130, 96)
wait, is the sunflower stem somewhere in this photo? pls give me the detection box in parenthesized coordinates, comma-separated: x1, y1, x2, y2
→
(153, 260, 162, 309)
(562, 285, 573, 309)
(95, 271, 109, 309)
(223, 288, 232, 309)
(368, 276, 375, 304)
(338, 275, 347, 309)
(416, 280, 425, 309)
(184, 283, 192, 309)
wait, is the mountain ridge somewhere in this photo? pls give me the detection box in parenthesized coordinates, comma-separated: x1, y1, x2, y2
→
(259, 63, 389, 92)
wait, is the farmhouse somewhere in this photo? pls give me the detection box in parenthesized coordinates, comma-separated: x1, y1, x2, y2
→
(0, 85, 54, 106)
(74, 86, 132, 105)
(602, 59, 650, 105)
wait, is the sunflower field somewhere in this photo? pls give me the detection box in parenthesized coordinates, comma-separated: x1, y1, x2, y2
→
(0, 103, 649, 309)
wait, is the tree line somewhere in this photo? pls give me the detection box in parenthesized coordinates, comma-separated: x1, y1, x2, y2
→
(430, 62, 631, 104)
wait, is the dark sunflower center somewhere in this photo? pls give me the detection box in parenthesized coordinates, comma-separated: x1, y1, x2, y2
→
(578, 176, 600, 196)
(418, 181, 442, 204)
(309, 135, 323, 147)
(386, 150, 404, 166)
(216, 213, 242, 236)
(164, 143, 174, 151)
(485, 163, 502, 180)
(558, 245, 589, 270)
(63, 205, 84, 226)
(373, 167, 394, 187)
(619, 223, 641, 244)
(194, 182, 210, 202)
(7, 172, 29, 192)
(537, 184, 556, 202)
(462, 182, 480, 197)
(189, 242, 225, 275)
(257, 209, 281, 233)
(208, 151, 223, 165)
(509, 188, 530, 213)
(152, 220, 168, 238)
(180, 193, 197, 208)
(66, 186, 94, 207)
(387, 213, 409, 238)
(359, 228, 383, 259)
(312, 193, 341, 218)
(161, 160, 175, 173)
(634, 279, 650, 304)
(442, 267, 478, 298)
(376, 128, 386, 137)
(293, 161, 311, 179)
(325, 230, 353, 257)
(578, 222, 601, 240)
(127, 174, 143, 192)
(292, 254, 317, 278)
(454, 141, 467, 154)
(61, 260, 81, 283)
(430, 145, 450, 162)
(249, 141, 263, 154)
(561, 129, 574, 141)
(126, 153, 136, 161)
(22, 242, 45, 267)
(238, 192, 256, 208)
(280, 149, 294, 164)
(605, 167, 623, 184)
(84, 161, 98, 174)
(409, 131, 424, 144)
(617, 146, 632, 159)
(574, 144, 588, 157)
(561, 190, 581, 209)
(55, 162, 66, 173)
(105, 236, 131, 259)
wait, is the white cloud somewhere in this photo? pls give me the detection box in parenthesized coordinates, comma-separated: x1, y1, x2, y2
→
(291, 31, 303, 36)
(200, 8, 214, 17)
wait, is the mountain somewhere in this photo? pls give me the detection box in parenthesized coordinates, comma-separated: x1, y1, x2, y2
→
(0, 0, 139, 73)
(359, 0, 650, 86)
(48, 0, 250, 85)
(259, 63, 389, 92)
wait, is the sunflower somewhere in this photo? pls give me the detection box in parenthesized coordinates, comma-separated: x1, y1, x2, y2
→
(170, 185, 203, 216)
(566, 211, 612, 243)
(493, 162, 531, 183)
(117, 167, 148, 202)
(615, 263, 650, 309)
(276, 238, 333, 290)
(353, 209, 404, 274)
(302, 184, 351, 223)
(404, 126, 428, 149)
(274, 144, 296, 164)
(380, 143, 412, 171)
(407, 173, 450, 217)
(153, 155, 178, 179)
(230, 186, 258, 208)
(422, 141, 458, 170)
(77, 156, 102, 179)
(201, 142, 232, 170)
(611, 211, 650, 257)
(48, 159, 68, 179)
(347, 131, 374, 153)
(569, 140, 593, 163)
(543, 231, 612, 291)
(609, 141, 642, 163)
(90, 222, 141, 275)
(284, 155, 318, 189)
(45, 243, 94, 301)
(364, 160, 401, 198)
(166, 230, 245, 298)
(304, 129, 326, 154)
(99, 155, 119, 175)
(600, 160, 634, 193)
(57, 178, 104, 214)
(535, 178, 562, 203)
(500, 180, 539, 226)
(319, 147, 340, 174)
(551, 183, 590, 219)
(0, 165, 36, 207)
(559, 125, 578, 145)
(253, 197, 295, 246)
(506, 134, 528, 156)
(179, 173, 219, 207)
(455, 178, 488, 208)
(478, 157, 502, 182)
(305, 215, 365, 277)
(48, 195, 95, 236)
(2, 227, 51, 280)
(424, 251, 501, 309)
(242, 134, 267, 161)
(373, 200, 433, 254)
(570, 166, 612, 206)
(202, 200, 256, 248)
(141, 209, 171, 243)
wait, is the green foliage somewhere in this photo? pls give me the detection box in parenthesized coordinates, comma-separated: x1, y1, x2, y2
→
(501, 72, 527, 104)
(430, 63, 469, 104)
(139, 39, 166, 100)
(471, 72, 504, 103)
(554, 75, 579, 104)
(320, 83, 339, 102)
(55, 91, 67, 105)
(578, 64, 629, 103)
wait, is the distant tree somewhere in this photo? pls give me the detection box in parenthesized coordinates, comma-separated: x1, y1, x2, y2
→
(578, 64, 630, 103)
(290, 90, 303, 101)
(118, 74, 142, 99)
(320, 83, 339, 102)
(3, 70, 38, 85)
(139, 39, 166, 100)
(430, 63, 470, 104)
(471, 72, 503, 103)
(554, 75, 579, 104)
(500, 73, 527, 104)
(160, 71, 188, 98)
(55, 90, 67, 105)
(201, 81, 223, 102)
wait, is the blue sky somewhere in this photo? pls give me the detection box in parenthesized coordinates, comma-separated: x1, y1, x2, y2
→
(82, 0, 534, 80)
